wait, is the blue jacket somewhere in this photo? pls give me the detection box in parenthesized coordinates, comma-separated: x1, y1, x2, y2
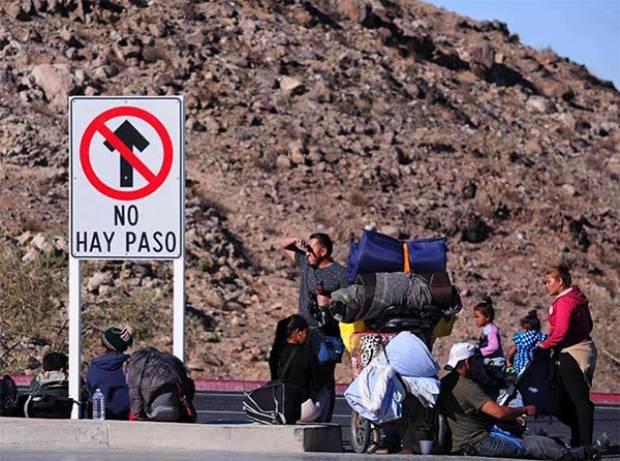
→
(87, 352, 130, 419)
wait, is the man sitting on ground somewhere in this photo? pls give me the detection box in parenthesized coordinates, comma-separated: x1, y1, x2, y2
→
(437, 342, 598, 460)
(86, 326, 133, 419)
(25, 351, 70, 418)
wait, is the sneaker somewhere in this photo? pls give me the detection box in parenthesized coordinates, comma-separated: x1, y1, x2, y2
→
(593, 432, 610, 454)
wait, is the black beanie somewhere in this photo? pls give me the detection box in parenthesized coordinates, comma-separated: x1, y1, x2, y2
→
(102, 327, 133, 353)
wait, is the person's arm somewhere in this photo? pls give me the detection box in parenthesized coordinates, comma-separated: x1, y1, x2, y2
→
(540, 299, 574, 349)
(506, 344, 517, 367)
(479, 325, 500, 356)
(480, 400, 536, 420)
(279, 236, 308, 263)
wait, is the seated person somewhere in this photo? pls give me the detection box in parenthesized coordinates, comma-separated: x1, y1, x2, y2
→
(126, 347, 196, 422)
(25, 351, 70, 418)
(437, 342, 596, 460)
(86, 326, 133, 419)
(269, 315, 329, 423)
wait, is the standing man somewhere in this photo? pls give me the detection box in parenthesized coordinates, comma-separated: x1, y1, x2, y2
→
(280, 232, 348, 422)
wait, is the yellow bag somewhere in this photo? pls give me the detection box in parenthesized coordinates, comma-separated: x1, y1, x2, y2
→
(432, 315, 457, 338)
(339, 320, 366, 352)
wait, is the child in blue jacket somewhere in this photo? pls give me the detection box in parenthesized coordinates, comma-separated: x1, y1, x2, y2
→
(86, 326, 133, 419)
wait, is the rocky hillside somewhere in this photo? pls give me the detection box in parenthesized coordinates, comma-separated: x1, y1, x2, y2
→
(0, 0, 618, 391)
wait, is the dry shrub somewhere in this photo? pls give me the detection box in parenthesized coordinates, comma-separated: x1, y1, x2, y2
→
(0, 240, 66, 372)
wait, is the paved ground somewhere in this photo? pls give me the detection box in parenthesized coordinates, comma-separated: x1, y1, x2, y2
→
(195, 390, 620, 448)
(8, 387, 619, 458)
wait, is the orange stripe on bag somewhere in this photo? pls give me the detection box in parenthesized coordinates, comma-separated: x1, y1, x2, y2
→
(403, 242, 411, 273)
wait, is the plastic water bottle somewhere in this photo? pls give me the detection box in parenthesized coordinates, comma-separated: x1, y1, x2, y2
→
(92, 388, 105, 421)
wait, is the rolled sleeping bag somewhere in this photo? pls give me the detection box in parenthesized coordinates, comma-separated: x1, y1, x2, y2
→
(328, 272, 432, 323)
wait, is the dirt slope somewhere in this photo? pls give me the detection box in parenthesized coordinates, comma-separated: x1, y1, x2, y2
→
(0, 0, 618, 391)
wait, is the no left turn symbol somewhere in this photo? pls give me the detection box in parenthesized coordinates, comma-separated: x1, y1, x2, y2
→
(80, 106, 173, 201)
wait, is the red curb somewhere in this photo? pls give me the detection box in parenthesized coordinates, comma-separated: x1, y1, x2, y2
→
(11, 376, 619, 404)
(590, 392, 620, 405)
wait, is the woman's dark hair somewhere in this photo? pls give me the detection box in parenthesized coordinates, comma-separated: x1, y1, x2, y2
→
(285, 314, 309, 337)
(268, 314, 309, 380)
(473, 298, 495, 322)
(520, 309, 541, 331)
(547, 262, 572, 288)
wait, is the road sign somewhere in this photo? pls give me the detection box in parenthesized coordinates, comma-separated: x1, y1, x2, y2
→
(70, 97, 184, 259)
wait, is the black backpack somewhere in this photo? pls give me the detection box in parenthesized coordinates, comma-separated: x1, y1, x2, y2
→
(242, 349, 301, 424)
(0, 375, 18, 416)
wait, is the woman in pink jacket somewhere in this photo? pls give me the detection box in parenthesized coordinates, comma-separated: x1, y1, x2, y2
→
(539, 263, 597, 448)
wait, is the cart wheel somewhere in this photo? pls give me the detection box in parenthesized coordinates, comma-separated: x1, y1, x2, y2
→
(351, 411, 372, 453)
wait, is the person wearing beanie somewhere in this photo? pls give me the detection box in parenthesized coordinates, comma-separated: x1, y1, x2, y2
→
(86, 326, 133, 419)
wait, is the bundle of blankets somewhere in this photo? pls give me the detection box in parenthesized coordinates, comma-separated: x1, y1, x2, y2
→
(344, 331, 441, 424)
(327, 271, 461, 324)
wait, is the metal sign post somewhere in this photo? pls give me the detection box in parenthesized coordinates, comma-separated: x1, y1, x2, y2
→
(69, 96, 185, 418)
(68, 256, 81, 419)
(173, 257, 185, 362)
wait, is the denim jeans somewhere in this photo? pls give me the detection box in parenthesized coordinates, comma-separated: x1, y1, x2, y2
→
(467, 433, 527, 458)
(468, 434, 586, 460)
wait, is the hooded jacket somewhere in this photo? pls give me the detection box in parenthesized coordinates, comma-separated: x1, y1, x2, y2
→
(540, 286, 593, 350)
(126, 347, 195, 421)
(86, 352, 130, 419)
(29, 370, 68, 398)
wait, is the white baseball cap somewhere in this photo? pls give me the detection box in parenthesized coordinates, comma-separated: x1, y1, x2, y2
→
(446, 342, 478, 370)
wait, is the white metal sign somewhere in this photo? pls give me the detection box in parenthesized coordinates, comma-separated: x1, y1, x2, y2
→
(70, 96, 184, 259)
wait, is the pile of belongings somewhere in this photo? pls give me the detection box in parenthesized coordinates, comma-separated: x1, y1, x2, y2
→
(344, 332, 440, 424)
(327, 271, 462, 324)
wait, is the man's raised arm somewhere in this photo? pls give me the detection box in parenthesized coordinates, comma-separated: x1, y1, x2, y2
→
(280, 236, 305, 262)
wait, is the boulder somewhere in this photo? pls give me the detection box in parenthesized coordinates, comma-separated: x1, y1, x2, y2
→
(276, 154, 292, 169)
(337, 0, 368, 23)
(469, 43, 495, 79)
(526, 96, 553, 114)
(30, 64, 77, 107)
(279, 76, 304, 92)
(86, 271, 114, 293)
(461, 213, 491, 243)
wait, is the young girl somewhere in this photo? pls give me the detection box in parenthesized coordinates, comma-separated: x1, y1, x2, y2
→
(507, 310, 547, 375)
(473, 300, 505, 380)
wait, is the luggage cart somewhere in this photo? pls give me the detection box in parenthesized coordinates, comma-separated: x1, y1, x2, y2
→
(347, 310, 443, 454)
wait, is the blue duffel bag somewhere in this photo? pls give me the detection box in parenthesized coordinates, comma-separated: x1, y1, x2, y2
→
(407, 237, 447, 275)
(347, 230, 447, 283)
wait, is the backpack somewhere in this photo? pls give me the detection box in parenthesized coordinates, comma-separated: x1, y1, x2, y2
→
(147, 382, 196, 422)
(0, 375, 18, 416)
(242, 348, 301, 424)
(24, 394, 73, 419)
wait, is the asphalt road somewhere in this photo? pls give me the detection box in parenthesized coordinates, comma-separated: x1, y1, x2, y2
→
(194, 390, 620, 449)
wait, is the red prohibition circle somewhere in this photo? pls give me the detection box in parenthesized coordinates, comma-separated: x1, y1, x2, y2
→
(80, 106, 173, 201)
